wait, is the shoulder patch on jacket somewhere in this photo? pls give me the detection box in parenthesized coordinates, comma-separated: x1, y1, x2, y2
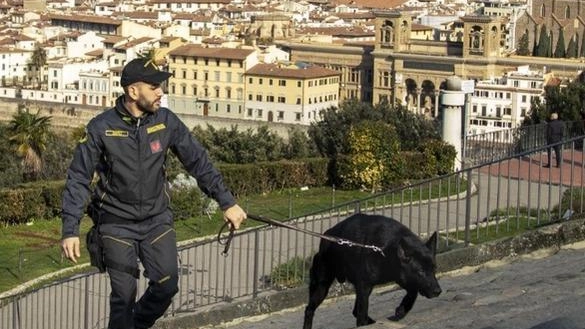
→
(147, 123, 166, 134)
(105, 130, 129, 137)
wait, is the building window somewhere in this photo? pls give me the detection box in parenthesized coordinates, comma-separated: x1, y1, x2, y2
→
(257, 109, 263, 117)
(226, 89, 231, 98)
(226, 72, 232, 82)
(278, 80, 286, 86)
(256, 94, 262, 101)
(269, 79, 273, 85)
(214, 71, 220, 81)
(259, 78, 263, 85)
(227, 104, 231, 113)
(249, 77, 253, 84)
(182, 70, 186, 79)
(247, 108, 253, 117)
(248, 94, 253, 100)
(193, 71, 197, 79)
(278, 111, 284, 119)
(297, 81, 301, 87)
(296, 97, 301, 104)
(215, 88, 220, 97)
(267, 95, 274, 102)
(278, 96, 286, 103)
(295, 113, 301, 121)
(182, 85, 186, 95)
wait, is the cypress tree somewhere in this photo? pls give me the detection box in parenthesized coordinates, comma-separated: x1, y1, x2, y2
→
(517, 32, 530, 55)
(536, 25, 548, 57)
(554, 28, 566, 58)
(567, 34, 578, 58)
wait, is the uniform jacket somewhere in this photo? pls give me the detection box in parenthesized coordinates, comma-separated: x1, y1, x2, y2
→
(61, 96, 236, 238)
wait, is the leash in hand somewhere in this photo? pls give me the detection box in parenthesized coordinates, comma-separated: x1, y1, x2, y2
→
(218, 214, 385, 257)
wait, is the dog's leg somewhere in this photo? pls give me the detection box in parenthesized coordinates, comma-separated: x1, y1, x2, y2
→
(352, 283, 375, 326)
(303, 253, 334, 329)
(391, 289, 418, 321)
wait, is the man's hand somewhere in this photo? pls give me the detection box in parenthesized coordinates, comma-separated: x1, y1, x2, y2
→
(223, 204, 247, 230)
(61, 237, 81, 263)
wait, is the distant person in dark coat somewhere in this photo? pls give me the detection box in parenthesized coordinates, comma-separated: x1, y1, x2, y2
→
(545, 112, 564, 167)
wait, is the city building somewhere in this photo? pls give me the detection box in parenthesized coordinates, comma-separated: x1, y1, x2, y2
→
(245, 62, 340, 124)
(468, 65, 546, 135)
(166, 44, 258, 118)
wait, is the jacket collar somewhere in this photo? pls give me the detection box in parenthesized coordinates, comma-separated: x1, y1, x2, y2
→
(114, 95, 153, 126)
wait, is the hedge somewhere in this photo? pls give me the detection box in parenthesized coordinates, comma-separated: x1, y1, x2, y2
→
(0, 158, 329, 225)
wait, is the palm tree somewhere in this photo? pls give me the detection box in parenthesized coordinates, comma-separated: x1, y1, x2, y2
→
(30, 46, 47, 89)
(8, 110, 52, 181)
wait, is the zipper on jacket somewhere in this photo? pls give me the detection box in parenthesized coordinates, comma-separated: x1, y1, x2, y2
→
(136, 117, 143, 219)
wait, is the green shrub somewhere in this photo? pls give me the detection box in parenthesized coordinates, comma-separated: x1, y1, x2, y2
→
(218, 158, 328, 196)
(170, 186, 210, 221)
(270, 256, 312, 290)
(0, 181, 64, 224)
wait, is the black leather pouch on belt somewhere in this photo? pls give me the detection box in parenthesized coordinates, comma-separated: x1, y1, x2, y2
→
(86, 225, 106, 273)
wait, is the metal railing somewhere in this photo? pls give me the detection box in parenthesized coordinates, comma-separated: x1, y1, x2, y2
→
(464, 120, 584, 166)
(1, 136, 584, 329)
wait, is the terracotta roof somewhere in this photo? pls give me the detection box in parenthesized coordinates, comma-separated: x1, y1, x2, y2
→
(100, 34, 127, 44)
(85, 48, 104, 57)
(114, 37, 154, 50)
(148, 0, 230, 3)
(159, 36, 182, 42)
(118, 11, 159, 20)
(168, 44, 254, 60)
(246, 63, 340, 79)
(330, 0, 408, 9)
(48, 13, 122, 26)
(334, 12, 375, 20)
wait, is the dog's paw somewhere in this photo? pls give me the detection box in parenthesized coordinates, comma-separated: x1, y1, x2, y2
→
(389, 306, 406, 321)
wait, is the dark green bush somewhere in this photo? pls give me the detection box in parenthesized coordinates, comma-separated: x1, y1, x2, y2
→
(170, 186, 209, 221)
(218, 158, 328, 196)
(0, 181, 64, 224)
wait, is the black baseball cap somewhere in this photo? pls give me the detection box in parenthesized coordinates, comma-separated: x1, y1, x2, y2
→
(120, 58, 172, 87)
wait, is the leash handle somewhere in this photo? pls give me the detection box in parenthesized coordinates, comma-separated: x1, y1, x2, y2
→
(217, 221, 235, 256)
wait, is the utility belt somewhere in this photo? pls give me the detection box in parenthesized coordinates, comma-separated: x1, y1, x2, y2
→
(86, 205, 140, 278)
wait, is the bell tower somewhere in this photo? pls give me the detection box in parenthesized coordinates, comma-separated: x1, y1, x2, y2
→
(461, 16, 503, 58)
(374, 10, 411, 52)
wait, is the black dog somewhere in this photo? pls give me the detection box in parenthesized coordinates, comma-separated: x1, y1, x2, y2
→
(303, 213, 442, 329)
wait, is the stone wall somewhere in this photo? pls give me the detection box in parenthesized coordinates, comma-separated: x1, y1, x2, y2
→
(0, 98, 306, 138)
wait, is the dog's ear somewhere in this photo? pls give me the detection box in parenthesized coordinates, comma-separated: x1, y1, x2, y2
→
(425, 232, 438, 255)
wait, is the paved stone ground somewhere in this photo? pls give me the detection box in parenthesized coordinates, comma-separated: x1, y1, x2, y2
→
(209, 242, 585, 329)
(479, 150, 584, 187)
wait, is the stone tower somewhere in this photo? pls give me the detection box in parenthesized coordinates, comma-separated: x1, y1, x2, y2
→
(373, 10, 411, 52)
(461, 15, 503, 58)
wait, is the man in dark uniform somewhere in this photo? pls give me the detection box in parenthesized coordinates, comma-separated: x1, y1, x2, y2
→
(545, 112, 565, 167)
(60, 58, 247, 329)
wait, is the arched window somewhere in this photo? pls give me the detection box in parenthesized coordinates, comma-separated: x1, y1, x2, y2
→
(381, 20, 393, 44)
(540, 4, 545, 17)
(565, 5, 571, 19)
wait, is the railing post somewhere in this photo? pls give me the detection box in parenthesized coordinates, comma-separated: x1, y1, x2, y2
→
(355, 200, 361, 213)
(464, 169, 473, 246)
(252, 230, 259, 299)
(84, 276, 89, 329)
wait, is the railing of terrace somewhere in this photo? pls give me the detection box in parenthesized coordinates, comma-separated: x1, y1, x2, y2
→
(1, 136, 584, 329)
(464, 120, 583, 166)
